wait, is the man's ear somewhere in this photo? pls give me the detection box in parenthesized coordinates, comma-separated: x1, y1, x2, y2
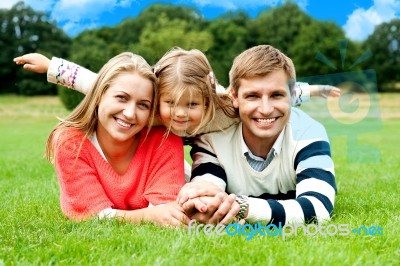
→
(230, 86, 239, 109)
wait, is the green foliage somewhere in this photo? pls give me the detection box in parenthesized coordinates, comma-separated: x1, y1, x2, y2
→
(248, 2, 313, 53)
(1, 1, 71, 95)
(363, 19, 400, 91)
(57, 86, 84, 111)
(206, 12, 249, 87)
(133, 14, 213, 65)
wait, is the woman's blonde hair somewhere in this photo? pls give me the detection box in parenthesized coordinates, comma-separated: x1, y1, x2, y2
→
(45, 52, 158, 161)
(154, 47, 236, 136)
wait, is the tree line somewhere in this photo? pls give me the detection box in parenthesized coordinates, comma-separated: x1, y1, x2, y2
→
(2, 2, 399, 105)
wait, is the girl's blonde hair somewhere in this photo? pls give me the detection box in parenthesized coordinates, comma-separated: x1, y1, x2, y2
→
(154, 47, 236, 136)
(46, 52, 158, 162)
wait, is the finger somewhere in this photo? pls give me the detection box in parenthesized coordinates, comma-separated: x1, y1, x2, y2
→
(219, 202, 240, 225)
(209, 193, 236, 224)
(191, 198, 207, 213)
(182, 199, 198, 215)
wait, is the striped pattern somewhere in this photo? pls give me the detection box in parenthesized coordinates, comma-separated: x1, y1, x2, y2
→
(190, 108, 336, 225)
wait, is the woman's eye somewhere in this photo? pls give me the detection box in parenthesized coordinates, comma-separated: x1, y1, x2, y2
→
(116, 95, 127, 101)
(139, 102, 150, 109)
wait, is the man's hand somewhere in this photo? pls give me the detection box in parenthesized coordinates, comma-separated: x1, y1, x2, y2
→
(177, 180, 223, 206)
(183, 192, 240, 225)
(14, 53, 51, 73)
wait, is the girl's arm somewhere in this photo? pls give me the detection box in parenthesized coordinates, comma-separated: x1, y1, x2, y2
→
(14, 53, 97, 95)
(292, 82, 341, 106)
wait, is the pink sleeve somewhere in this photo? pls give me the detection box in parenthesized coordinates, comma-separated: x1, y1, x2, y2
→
(54, 132, 113, 221)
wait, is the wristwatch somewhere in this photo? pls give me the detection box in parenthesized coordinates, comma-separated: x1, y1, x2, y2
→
(235, 195, 249, 220)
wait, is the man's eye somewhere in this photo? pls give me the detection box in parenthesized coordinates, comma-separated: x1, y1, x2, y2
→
(246, 94, 257, 99)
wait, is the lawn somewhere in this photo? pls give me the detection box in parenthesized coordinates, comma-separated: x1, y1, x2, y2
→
(0, 94, 399, 265)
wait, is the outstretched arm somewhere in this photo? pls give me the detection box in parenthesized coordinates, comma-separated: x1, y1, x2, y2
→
(14, 53, 97, 95)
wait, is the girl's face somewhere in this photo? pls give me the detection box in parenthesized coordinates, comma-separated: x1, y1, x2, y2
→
(97, 72, 153, 143)
(159, 88, 205, 134)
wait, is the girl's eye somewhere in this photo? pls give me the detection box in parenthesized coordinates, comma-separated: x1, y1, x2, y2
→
(165, 100, 174, 106)
(188, 102, 199, 108)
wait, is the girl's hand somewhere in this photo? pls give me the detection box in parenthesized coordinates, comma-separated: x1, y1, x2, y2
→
(13, 53, 51, 73)
(310, 85, 341, 98)
(144, 202, 191, 228)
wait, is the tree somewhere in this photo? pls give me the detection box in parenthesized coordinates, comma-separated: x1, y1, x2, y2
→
(1, 1, 71, 95)
(132, 14, 213, 65)
(363, 19, 400, 91)
(206, 12, 249, 87)
(58, 32, 114, 110)
(247, 2, 312, 55)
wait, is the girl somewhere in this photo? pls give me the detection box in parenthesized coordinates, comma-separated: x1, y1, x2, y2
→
(40, 52, 189, 226)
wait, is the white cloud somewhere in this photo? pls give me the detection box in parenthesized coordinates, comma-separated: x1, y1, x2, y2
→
(343, 0, 400, 41)
(0, 0, 20, 9)
(47, 0, 135, 36)
(0, 0, 135, 36)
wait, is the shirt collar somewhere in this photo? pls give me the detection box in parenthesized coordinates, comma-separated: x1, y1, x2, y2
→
(239, 122, 286, 159)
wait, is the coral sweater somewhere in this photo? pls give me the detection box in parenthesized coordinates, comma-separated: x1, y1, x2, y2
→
(54, 126, 185, 221)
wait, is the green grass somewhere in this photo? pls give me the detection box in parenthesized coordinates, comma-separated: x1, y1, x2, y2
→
(0, 94, 399, 265)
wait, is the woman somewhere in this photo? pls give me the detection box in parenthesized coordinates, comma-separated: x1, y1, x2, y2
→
(44, 52, 189, 227)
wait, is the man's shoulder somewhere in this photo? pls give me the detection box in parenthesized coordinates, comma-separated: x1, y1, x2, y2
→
(289, 108, 328, 141)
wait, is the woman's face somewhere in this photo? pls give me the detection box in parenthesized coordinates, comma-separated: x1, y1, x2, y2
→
(97, 72, 153, 143)
(159, 88, 205, 134)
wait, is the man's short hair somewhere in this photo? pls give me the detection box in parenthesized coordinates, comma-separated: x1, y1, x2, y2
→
(229, 45, 296, 94)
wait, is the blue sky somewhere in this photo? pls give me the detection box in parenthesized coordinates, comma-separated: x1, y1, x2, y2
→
(2, 0, 400, 41)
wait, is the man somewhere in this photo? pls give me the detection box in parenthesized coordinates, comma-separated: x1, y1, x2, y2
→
(177, 45, 336, 225)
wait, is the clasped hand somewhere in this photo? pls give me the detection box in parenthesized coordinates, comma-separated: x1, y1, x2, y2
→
(176, 181, 244, 225)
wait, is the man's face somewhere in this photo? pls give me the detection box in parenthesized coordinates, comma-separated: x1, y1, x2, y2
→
(231, 69, 291, 153)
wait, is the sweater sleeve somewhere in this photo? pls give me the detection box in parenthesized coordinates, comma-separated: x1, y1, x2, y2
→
(292, 82, 311, 106)
(47, 57, 98, 95)
(54, 131, 113, 221)
(142, 129, 186, 205)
